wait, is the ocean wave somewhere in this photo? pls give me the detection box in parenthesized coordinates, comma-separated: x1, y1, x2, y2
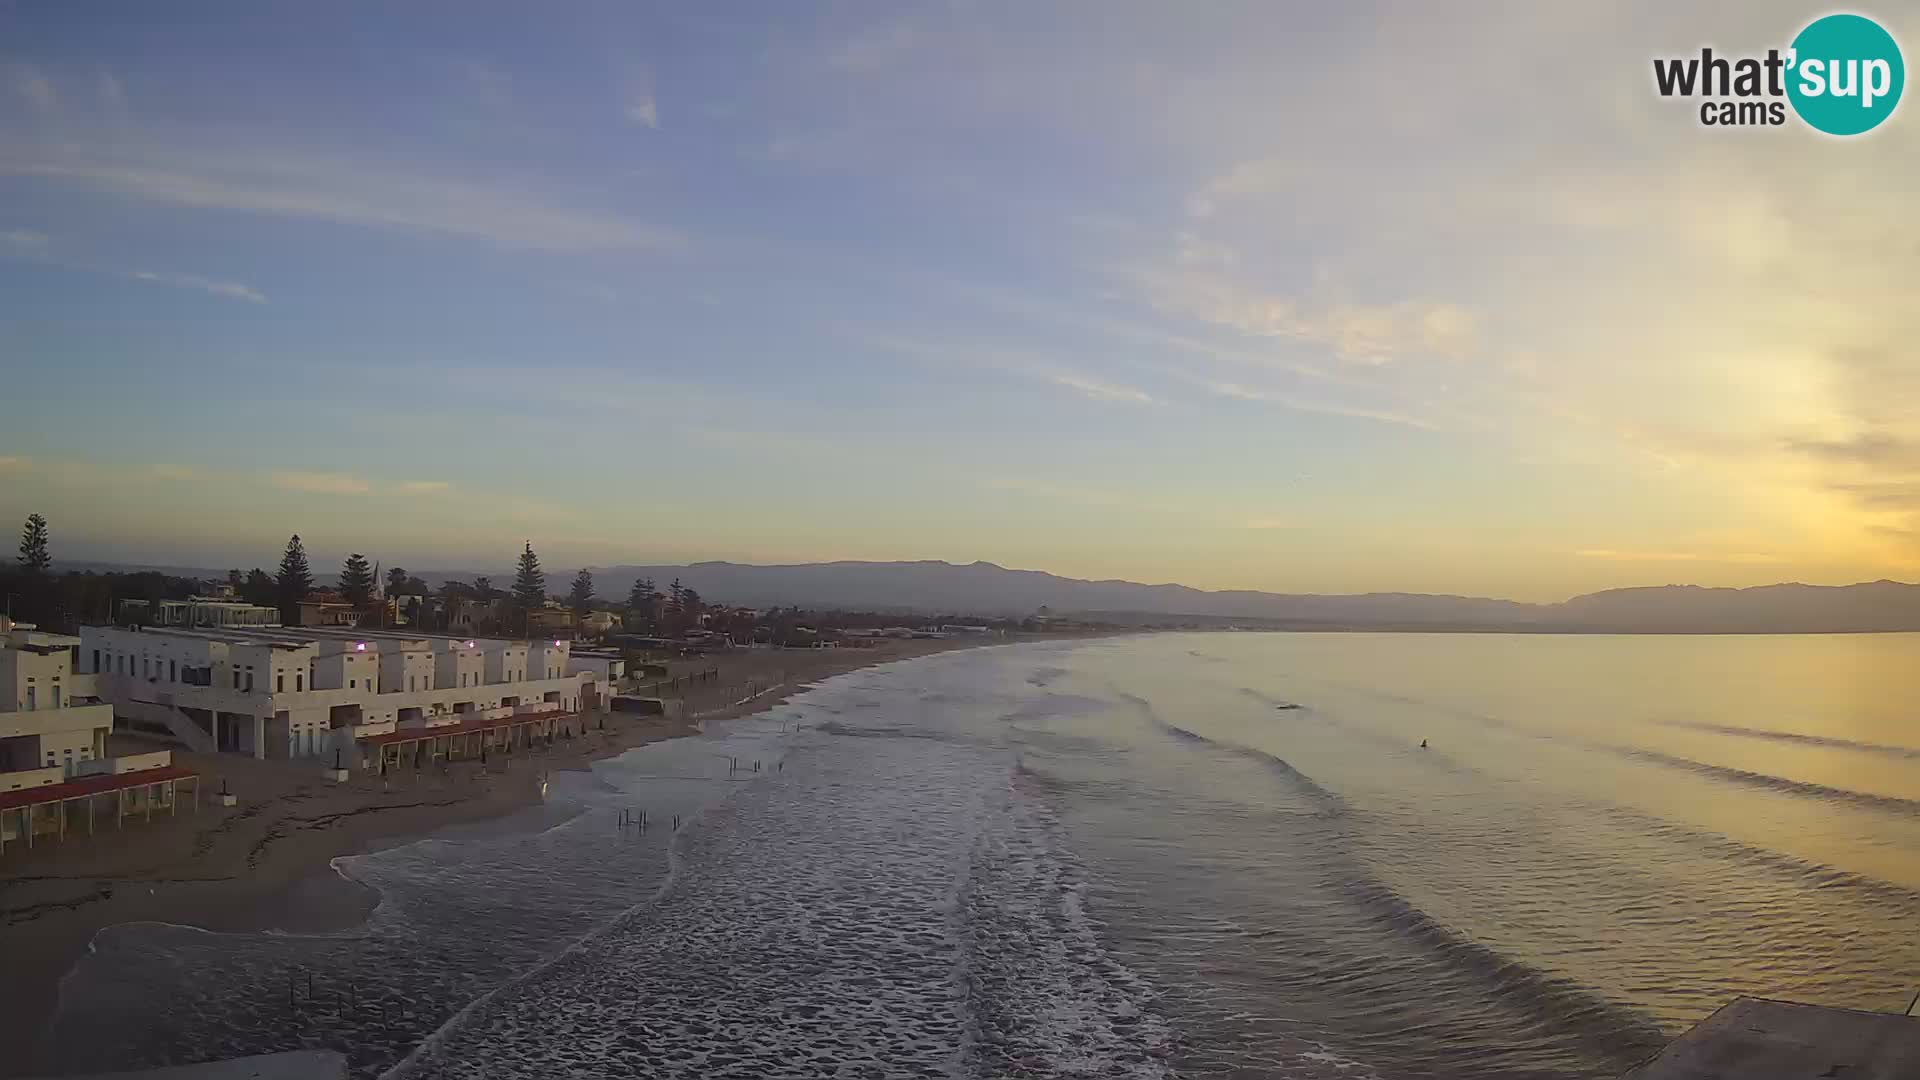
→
(1599, 745, 1920, 818)
(1117, 691, 1345, 812)
(1336, 875, 1668, 1056)
(1652, 718, 1920, 760)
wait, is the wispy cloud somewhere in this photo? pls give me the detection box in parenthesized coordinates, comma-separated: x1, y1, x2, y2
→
(96, 70, 126, 118)
(0, 232, 268, 303)
(149, 464, 195, 480)
(1136, 259, 1480, 366)
(856, 330, 1155, 405)
(130, 269, 266, 303)
(6, 63, 57, 113)
(1574, 549, 1786, 565)
(394, 480, 453, 495)
(622, 65, 659, 128)
(270, 470, 372, 495)
(1193, 377, 1440, 431)
(0, 148, 680, 253)
(625, 94, 659, 129)
(1045, 372, 1153, 404)
(0, 455, 29, 473)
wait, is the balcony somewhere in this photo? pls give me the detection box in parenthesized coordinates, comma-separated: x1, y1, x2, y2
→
(0, 702, 115, 740)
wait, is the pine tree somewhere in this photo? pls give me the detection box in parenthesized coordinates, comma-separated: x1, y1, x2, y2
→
(568, 568, 595, 614)
(512, 542, 546, 611)
(627, 577, 651, 611)
(340, 553, 375, 608)
(667, 578, 685, 614)
(17, 513, 51, 573)
(276, 534, 314, 624)
(386, 566, 409, 596)
(242, 568, 276, 607)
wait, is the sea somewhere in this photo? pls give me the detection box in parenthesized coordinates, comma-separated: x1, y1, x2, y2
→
(46, 632, 1920, 1079)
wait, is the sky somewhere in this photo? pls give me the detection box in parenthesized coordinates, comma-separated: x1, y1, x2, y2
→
(2, 2, 1917, 602)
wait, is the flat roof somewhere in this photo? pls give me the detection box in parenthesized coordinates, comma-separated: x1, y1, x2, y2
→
(357, 711, 578, 748)
(0, 765, 198, 812)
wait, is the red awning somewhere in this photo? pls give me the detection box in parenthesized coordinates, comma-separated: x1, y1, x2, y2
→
(356, 712, 578, 749)
(0, 765, 199, 812)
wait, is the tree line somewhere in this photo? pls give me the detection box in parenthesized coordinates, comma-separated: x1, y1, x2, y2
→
(6, 514, 708, 639)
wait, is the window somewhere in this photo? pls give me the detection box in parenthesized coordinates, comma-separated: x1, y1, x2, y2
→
(51, 687, 61, 708)
(296, 673, 304, 692)
(349, 678, 356, 689)
(25, 687, 36, 710)
(234, 670, 241, 689)
(169, 660, 177, 682)
(245, 672, 254, 692)
(91, 649, 100, 672)
(277, 674, 284, 692)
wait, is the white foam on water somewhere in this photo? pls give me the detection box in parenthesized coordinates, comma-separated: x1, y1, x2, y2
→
(52, 645, 1177, 1079)
(391, 651, 1176, 1079)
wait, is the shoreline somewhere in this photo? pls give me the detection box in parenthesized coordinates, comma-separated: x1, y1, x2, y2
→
(0, 635, 1054, 1076)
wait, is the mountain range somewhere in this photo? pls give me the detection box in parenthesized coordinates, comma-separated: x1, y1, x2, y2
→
(52, 558, 1920, 633)
(572, 561, 1920, 633)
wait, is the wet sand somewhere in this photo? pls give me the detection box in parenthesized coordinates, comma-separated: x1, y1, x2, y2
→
(0, 637, 1015, 1076)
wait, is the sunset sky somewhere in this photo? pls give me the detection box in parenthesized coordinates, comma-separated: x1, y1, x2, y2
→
(3, 2, 1916, 601)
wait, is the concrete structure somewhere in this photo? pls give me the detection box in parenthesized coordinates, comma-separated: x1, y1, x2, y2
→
(0, 749, 199, 854)
(1, 626, 112, 780)
(295, 600, 362, 627)
(566, 648, 627, 683)
(119, 597, 281, 629)
(1624, 997, 1920, 1079)
(77, 625, 614, 765)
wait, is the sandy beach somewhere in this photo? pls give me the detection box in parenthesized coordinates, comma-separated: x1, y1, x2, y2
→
(0, 637, 1006, 1075)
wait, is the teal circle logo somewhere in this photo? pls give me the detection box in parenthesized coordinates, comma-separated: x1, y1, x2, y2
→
(1787, 13, 1904, 135)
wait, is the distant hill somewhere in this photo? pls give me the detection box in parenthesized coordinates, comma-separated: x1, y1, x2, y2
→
(1552, 580, 1920, 633)
(49, 557, 1920, 633)
(581, 561, 1920, 633)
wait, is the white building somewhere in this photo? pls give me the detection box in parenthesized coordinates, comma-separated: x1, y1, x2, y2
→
(78, 624, 615, 765)
(119, 597, 282, 629)
(1, 621, 114, 783)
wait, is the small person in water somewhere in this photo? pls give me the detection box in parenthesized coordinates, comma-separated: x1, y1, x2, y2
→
(1420, 738, 1428, 749)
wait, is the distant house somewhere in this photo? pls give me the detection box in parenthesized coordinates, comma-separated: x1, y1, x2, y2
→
(297, 600, 362, 627)
(123, 597, 282, 629)
(527, 608, 578, 634)
(580, 611, 620, 637)
(450, 598, 510, 633)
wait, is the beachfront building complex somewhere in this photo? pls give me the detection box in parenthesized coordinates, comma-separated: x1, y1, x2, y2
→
(77, 625, 623, 764)
(2, 619, 201, 853)
(1, 621, 113, 781)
